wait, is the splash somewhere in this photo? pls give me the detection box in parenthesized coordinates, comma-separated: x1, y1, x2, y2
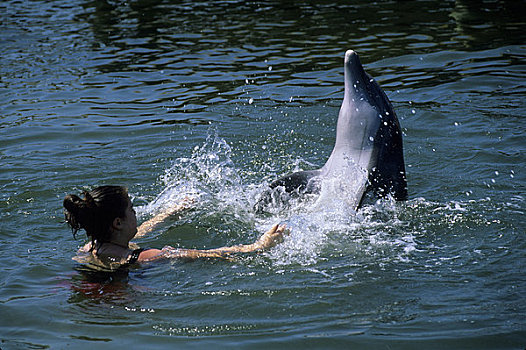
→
(139, 134, 418, 266)
(139, 134, 252, 223)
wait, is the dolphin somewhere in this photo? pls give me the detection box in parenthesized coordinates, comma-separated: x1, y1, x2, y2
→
(257, 50, 407, 211)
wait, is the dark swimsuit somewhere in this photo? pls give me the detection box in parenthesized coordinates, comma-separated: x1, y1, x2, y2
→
(127, 248, 145, 264)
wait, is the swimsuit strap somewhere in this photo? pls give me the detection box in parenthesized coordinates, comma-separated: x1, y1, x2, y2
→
(127, 248, 145, 264)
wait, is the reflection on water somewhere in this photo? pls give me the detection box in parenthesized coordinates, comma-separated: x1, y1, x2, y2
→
(67, 266, 135, 306)
(0, 0, 525, 348)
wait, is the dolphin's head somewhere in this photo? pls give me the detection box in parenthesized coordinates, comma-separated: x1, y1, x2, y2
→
(343, 50, 369, 94)
(334, 50, 390, 156)
(333, 50, 407, 201)
(338, 50, 402, 146)
(343, 50, 394, 117)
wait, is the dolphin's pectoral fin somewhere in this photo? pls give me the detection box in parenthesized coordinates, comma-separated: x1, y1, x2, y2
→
(269, 170, 322, 193)
(254, 170, 322, 213)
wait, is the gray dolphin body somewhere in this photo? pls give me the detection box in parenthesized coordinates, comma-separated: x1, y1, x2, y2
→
(258, 50, 407, 211)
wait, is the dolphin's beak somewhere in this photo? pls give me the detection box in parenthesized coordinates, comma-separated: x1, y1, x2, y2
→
(344, 49, 357, 63)
(344, 50, 367, 96)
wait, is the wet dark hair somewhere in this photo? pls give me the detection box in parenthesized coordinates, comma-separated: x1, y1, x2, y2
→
(63, 186, 129, 246)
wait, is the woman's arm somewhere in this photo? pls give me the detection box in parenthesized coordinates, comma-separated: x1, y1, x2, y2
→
(136, 198, 193, 237)
(138, 224, 287, 261)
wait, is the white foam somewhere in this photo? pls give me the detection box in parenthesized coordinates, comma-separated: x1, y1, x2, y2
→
(140, 134, 419, 266)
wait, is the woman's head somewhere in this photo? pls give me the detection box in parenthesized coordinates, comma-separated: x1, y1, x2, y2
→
(63, 186, 130, 243)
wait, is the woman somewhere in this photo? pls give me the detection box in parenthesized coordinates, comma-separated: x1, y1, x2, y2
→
(63, 186, 286, 268)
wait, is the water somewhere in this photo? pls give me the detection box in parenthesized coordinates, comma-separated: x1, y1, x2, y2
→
(1, 0, 525, 348)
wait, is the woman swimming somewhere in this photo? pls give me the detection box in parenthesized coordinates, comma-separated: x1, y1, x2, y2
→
(63, 186, 286, 267)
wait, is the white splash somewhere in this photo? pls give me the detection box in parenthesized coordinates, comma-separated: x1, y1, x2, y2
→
(139, 134, 417, 267)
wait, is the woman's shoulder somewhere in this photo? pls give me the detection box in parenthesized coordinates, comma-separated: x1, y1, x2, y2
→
(78, 241, 92, 253)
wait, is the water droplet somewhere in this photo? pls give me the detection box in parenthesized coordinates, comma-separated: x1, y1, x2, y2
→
(268, 66, 272, 71)
(411, 109, 416, 114)
(369, 136, 374, 142)
(248, 98, 254, 104)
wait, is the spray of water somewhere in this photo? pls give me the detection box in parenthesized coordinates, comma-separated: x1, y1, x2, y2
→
(138, 134, 418, 266)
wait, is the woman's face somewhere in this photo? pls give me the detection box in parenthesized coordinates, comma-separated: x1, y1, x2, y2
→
(121, 198, 138, 240)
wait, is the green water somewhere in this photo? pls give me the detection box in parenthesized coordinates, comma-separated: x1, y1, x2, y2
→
(1, 0, 525, 349)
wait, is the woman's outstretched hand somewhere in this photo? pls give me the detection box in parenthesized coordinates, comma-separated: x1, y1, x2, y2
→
(254, 224, 288, 250)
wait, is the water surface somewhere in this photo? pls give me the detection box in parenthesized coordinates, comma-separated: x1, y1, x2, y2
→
(0, 1, 525, 349)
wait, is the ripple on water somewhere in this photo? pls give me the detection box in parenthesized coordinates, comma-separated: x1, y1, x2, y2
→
(1, 0, 525, 348)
